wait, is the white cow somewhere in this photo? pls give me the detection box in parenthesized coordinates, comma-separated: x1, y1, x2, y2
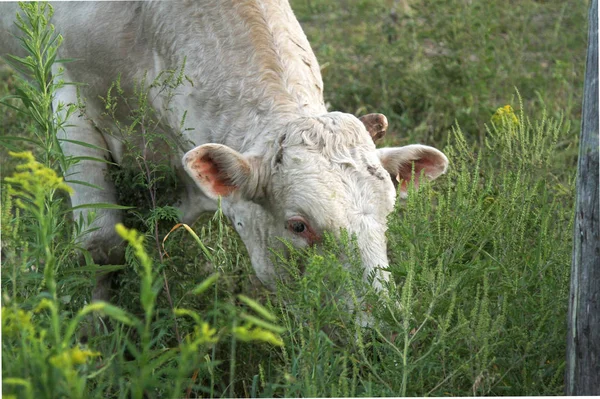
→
(1, 1, 448, 302)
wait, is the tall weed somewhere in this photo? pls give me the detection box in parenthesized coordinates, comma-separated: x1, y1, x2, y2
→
(230, 101, 574, 397)
(1, 4, 283, 398)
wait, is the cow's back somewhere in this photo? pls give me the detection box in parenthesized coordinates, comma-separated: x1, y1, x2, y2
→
(3, 2, 324, 101)
(1, 3, 150, 92)
(1, 1, 327, 152)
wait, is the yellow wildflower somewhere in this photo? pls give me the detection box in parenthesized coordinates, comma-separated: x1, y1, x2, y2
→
(2, 307, 35, 337)
(50, 346, 101, 367)
(69, 347, 101, 365)
(5, 151, 73, 211)
(197, 322, 218, 343)
(182, 321, 218, 351)
(491, 105, 519, 127)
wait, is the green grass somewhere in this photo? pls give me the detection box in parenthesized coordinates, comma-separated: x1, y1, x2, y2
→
(1, 0, 588, 397)
(298, 0, 586, 146)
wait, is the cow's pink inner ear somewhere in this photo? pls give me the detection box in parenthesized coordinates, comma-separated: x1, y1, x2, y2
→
(397, 155, 444, 184)
(378, 145, 449, 196)
(183, 144, 251, 199)
(191, 154, 237, 197)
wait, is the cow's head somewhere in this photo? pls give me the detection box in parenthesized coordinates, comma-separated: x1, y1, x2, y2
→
(183, 112, 448, 292)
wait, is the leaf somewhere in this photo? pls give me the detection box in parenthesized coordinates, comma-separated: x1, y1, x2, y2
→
(191, 273, 220, 296)
(64, 180, 105, 190)
(162, 223, 213, 262)
(58, 138, 110, 152)
(232, 325, 284, 346)
(72, 156, 117, 165)
(64, 301, 140, 342)
(239, 313, 285, 334)
(146, 348, 179, 371)
(61, 264, 127, 274)
(0, 99, 28, 115)
(70, 203, 135, 211)
(147, 206, 181, 225)
(174, 308, 203, 325)
(238, 295, 277, 322)
(97, 303, 140, 327)
(0, 135, 39, 145)
(86, 352, 118, 380)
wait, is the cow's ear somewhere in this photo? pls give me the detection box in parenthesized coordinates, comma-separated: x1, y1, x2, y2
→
(377, 145, 448, 197)
(183, 144, 263, 201)
(359, 113, 388, 142)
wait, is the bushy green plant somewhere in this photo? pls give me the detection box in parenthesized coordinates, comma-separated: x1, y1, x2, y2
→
(1, 2, 77, 172)
(1, 153, 283, 398)
(253, 101, 573, 397)
(1, 0, 581, 397)
(1, 4, 284, 398)
(92, 61, 195, 345)
(99, 69, 187, 234)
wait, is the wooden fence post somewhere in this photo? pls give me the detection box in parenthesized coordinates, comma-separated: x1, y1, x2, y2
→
(565, 0, 599, 395)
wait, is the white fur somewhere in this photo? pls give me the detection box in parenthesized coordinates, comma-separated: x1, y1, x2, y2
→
(1, 1, 448, 300)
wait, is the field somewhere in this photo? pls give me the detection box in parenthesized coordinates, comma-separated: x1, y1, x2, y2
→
(0, 0, 589, 397)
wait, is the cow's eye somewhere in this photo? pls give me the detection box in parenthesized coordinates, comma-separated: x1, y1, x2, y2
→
(289, 220, 306, 234)
(287, 217, 310, 236)
(286, 217, 320, 245)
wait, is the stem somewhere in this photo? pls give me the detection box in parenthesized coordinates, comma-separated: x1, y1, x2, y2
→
(229, 318, 237, 398)
(210, 284, 218, 399)
(401, 325, 410, 397)
(138, 120, 182, 344)
(162, 269, 181, 342)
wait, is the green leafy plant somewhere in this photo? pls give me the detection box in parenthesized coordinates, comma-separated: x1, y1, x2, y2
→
(1, 2, 77, 172)
(1, 0, 584, 397)
(1, 3, 285, 398)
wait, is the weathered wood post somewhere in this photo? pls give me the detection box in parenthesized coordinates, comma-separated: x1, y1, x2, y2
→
(565, 0, 599, 395)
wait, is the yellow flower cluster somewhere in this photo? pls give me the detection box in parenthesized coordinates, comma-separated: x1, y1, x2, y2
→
(491, 105, 519, 127)
(2, 306, 99, 366)
(2, 307, 35, 337)
(50, 346, 101, 367)
(5, 151, 72, 209)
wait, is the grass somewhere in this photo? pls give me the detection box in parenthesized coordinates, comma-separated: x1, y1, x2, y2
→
(1, 0, 588, 397)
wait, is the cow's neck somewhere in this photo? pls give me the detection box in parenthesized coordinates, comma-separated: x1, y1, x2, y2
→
(143, 1, 328, 153)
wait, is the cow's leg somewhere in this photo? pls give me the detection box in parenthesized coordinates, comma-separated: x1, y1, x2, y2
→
(54, 81, 123, 303)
